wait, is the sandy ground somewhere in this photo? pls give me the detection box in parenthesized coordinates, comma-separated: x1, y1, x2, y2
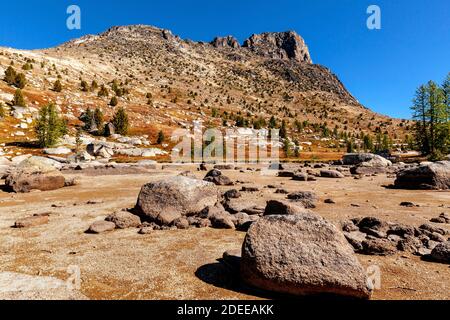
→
(0, 166, 449, 300)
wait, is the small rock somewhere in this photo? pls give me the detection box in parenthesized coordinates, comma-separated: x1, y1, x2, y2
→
(87, 221, 116, 234)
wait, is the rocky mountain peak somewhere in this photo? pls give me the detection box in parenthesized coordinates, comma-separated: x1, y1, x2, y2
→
(243, 31, 312, 64)
(210, 36, 241, 49)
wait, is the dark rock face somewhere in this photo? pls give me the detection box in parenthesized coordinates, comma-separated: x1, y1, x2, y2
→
(211, 36, 240, 49)
(394, 161, 450, 190)
(243, 31, 312, 64)
(241, 214, 371, 299)
(134, 176, 219, 225)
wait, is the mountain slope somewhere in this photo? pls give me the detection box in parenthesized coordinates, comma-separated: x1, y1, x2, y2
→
(0, 25, 411, 159)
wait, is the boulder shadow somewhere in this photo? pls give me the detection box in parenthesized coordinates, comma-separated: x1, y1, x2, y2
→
(195, 259, 360, 300)
(195, 259, 279, 299)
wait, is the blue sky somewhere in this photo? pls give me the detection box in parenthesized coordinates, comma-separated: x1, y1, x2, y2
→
(0, 0, 449, 119)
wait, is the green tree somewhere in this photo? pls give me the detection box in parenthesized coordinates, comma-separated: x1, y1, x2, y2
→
(91, 80, 99, 92)
(280, 120, 288, 139)
(363, 134, 374, 152)
(94, 107, 104, 134)
(411, 78, 449, 158)
(112, 107, 129, 135)
(98, 85, 109, 97)
(53, 80, 62, 92)
(0, 102, 5, 118)
(269, 116, 277, 129)
(14, 73, 27, 89)
(110, 96, 118, 107)
(80, 80, 89, 92)
(346, 140, 355, 153)
(79, 107, 94, 131)
(35, 103, 67, 148)
(4, 66, 16, 85)
(157, 130, 165, 144)
(12, 89, 26, 106)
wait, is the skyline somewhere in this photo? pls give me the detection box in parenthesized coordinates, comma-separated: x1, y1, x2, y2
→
(0, 0, 449, 119)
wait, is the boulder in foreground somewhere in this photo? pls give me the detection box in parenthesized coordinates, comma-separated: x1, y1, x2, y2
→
(134, 176, 219, 225)
(394, 161, 450, 190)
(241, 214, 371, 299)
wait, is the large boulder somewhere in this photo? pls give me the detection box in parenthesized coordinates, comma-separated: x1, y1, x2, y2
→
(343, 153, 391, 167)
(241, 214, 371, 299)
(394, 161, 450, 190)
(134, 176, 219, 225)
(5, 157, 66, 193)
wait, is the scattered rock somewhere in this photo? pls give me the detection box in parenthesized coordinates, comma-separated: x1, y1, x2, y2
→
(320, 170, 345, 179)
(87, 221, 116, 234)
(264, 200, 309, 216)
(286, 191, 317, 208)
(430, 213, 450, 224)
(430, 241, 450, 264)
(14, 215, 49, 228)
(105, 210, 141, 229)
(361, 239, 396, 256)
(204, 169, 233, 186)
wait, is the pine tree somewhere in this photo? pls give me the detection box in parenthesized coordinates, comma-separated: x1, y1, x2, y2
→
(110, 96, 118, 106)
(12, 89, 26, 106)
(94, 108, 104, 134)
(112, 107, 129, 135)
(4, 66, 16, 85)
(53, 80, 62, 92)
(279, 120, 287, 139)
(79, 108, 94, 131)
(14, 73, 27, 89)
(411, 85, 430, 154)
(91, 80, 98, 92)
(0, 102, 5, 118)
(269, 116, 277, 129)
(35, 103, 66, 148)
(80, 80, 89, 92)
(157, 130, 165, 144)
(98, 85, 109, 97)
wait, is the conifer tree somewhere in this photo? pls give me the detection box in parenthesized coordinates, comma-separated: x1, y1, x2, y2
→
(112, 107, 129, 135)
(35, 103, 67, 148)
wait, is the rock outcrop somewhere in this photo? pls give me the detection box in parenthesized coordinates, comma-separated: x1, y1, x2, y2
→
(243, 31, 312, 63)
(211, 36, 240, 49)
